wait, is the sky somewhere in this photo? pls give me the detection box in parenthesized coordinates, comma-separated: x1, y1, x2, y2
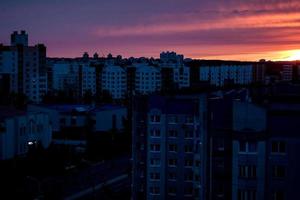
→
(1, 0, 300, 61)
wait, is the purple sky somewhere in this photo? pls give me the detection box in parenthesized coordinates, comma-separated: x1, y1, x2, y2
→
(1, 0, 300, 60)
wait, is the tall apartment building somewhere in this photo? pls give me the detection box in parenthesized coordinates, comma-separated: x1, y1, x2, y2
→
(160, 51, 190, 89)
(199, 64, 253, 87)
(0, 31, 47, 102)
(232, 101, 267, 200)
(79, 64, 96, 96)
(281, 65, 293, 81)
(101, 65, 127, 99)
(132, 95, 208, 200)
(51, 62, 80, 93)
(134, 64, 161, 95)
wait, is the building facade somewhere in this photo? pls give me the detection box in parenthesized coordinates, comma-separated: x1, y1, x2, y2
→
(132, 95, 208, 200)
(0, 31, 47, 103)
(101, 65, 127, 99)
(0, 107, 52, 160)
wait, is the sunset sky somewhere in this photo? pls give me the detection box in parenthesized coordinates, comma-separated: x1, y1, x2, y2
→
(1, 0, 300, 61)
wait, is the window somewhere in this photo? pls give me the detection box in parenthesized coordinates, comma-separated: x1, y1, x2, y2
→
(184, 145, 193, 153)
(185, 159, 193, 167)
(168, 159, 177, 166)
(140, 144, 144, 150)
(272, 165, 285, 178)
(185, 116, 194, 124)
(169, 144, 178, 152)
(150, 129, 161, 137)
(184, 173, 193, 181)
(271, 141, 286, 154)
(168, 130, 178, 137)
(238, 189, 256, 200)
(239, 141, 257, 153)
(195, 160, 201, 167)
(184, 187, 193, 196)
(216, 139, 225, 151)
(168, 172, 176, 180)
(168, 116, 178, 124)
(239, 165, 256, 179)
(150, 144, 160, 152)
(185, 130, 193, 139)
(150, 173, 160, 181)
(150, 159, 160, 166)
(149, 187, 160, 195)
(168, 187, 176, 195)
(273, 191, 285, 200)
(195, 174, 201, 181)
(150, 115, 161, 123)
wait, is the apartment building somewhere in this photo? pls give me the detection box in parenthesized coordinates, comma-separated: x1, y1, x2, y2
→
(101, 65, 127, 99)
(132, 95, 208, 200)
(0, 31, 47, 102)
(0, 107, 52, 160)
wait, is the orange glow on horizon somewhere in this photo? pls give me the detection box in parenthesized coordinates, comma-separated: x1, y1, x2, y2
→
(277, 49, 300, 61)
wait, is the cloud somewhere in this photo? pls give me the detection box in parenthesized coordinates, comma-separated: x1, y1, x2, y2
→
(2, 0, 300, 60)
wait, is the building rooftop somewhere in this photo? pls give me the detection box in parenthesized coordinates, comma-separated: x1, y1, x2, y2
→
(32, 104, 125, 113)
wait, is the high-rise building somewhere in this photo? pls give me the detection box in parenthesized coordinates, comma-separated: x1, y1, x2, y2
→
(132, 95, 208, 200)
(0, 31, 47, 102)
(134, 64, 161, 95)
(101, 65, 127, 99)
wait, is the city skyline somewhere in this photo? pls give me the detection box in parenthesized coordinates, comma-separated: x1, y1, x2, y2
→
(1, 0, 300, 61)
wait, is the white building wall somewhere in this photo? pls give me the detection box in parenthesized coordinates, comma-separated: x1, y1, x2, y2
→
(135, 64, 161, 94)
(101, 65, 127, 99)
